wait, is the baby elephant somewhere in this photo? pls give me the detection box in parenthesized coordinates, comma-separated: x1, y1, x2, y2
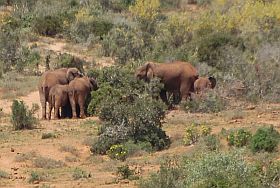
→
(68, 76, 98, 119)
(48, 84, 70, 120)
(194, 76, 216, 94)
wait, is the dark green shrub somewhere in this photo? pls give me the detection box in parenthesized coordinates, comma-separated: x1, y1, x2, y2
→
(227, 128, 252, 147)
(250, 126, 280, 153)
(0, 170, 9, 179)
(54, 53, 84, 72)
(101, 24, 148, 64)
(195, 31, 244, 69)
(182, 151, 257, 187)
(202, 134, 220, 151)
(70, 17, 113, 42)
(11, 100, 38, 130)
(117, 165, 138, 180)
(89, 66, 170, 155)
(33, 15, 62, 36)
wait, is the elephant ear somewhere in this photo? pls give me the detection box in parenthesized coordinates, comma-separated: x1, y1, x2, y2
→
(146, 62, 154, 81)
(208, 76, 216, 89)
(89, 77, 98, 91)
(66, 68, 81, 82)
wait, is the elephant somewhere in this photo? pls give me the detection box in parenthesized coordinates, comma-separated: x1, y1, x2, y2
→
(48, 84, 70, 120)
(38, 68, 82, 120)
(68, 76, 98, 119)
(194, 76, 216, 94)
(135, 61, 199, 103)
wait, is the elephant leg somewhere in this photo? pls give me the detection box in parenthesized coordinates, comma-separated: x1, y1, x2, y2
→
(54, 104, 59, 120)
(39, 92, 47, 120)
(48, 104, 52, 120)
(78, 95, 86, 119)
(70, 96, 77, 119)
(180, 82, 192, 101)
(160, 90, 168, 105)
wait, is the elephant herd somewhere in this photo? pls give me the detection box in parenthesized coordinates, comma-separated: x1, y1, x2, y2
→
(38, 61, 216, 120)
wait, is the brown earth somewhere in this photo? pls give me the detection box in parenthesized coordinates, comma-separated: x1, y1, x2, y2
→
(0, 87, 280, 187)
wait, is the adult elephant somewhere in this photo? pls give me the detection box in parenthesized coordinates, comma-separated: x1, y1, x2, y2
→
(135, 61, 199, 103)
(38, 68, 82, 120)
(194, 76, 216, 94)
(68, 76, 98, 119)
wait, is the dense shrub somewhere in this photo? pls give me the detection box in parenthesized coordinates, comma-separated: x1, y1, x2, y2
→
(99, 0, 135, 12)
(201, 134, 220, 151)
(183, 91, 226, 113)
(11, 100, 38, 130)
(70, 8, 113, 42)
(250, 126, 280, 153)
(53, 53, 84, 72)
(141, 151, 258, 188)
(101, 24, 147, 64)
(227, 128, 252, 147)
(89, 66, 170, 155)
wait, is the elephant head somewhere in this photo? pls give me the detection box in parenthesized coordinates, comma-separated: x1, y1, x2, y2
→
(88, 77, 98, 91)
(208, 76, 216, 89)
(135, 62, 155, 82)
(66, 68, 83, 82)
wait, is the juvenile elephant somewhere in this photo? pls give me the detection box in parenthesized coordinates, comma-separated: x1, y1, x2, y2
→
(38, 68, 82, 120)
(68, 76, 98, 119)
(48, 84, 70, 120)
(135, 61, 199, 103)
(194, 76, 216, 94)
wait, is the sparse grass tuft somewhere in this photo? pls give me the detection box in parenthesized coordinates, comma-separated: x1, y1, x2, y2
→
(42, 132, 57, 139)
(15, 151, 37, 162)
(60, 145, 80, 157)
(0, 170, 9, 179)
(0, 72, 39, 99)
(72, 167, 90, 180)
(33, 156, 65, 169)
(28, 171, 48, 184)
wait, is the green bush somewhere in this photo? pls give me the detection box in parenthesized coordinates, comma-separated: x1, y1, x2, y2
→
(70, 17, 113, 42)
(123, 140, 153, 156)
(101, 24, 148, 64)
(227, 128, 252, 147)
(28, 171, 46, 183)
(183, 124, 211, 146)
(107, 144, 128, 161)
(201, 134, 220, 151)
(139, 157, 182, 188)
(33, 15, 62, 36)
(183, 91, 226, 113)
(250, 126, 280, 153)
(117, 165, 134, 179)
(54, 53, 84, 72)
(11, 100, 38, 130)
(0, 170, 9, 179)
(89, 66, 170, 155)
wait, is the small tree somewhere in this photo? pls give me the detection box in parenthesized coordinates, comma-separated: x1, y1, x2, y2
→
(11, 100, 38, 130)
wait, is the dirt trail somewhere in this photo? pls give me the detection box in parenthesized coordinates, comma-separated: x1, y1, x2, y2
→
(0, 91, 40, 117)
(29, 36, 114, 68)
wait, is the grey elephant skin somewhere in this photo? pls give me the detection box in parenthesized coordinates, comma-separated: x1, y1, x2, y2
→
(68, 76, 98, 119)
(38, 68, 82, 120)
(48, 84, 70, 120)
(135, 61, 199, 103)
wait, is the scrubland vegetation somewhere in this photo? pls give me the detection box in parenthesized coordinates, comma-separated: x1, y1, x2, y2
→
(0, 0, 280, 187)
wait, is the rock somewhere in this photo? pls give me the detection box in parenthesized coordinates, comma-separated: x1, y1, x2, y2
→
(11, 148, 15, 152)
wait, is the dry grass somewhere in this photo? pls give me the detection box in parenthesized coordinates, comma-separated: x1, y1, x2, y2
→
(0, 72, 39, 99)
